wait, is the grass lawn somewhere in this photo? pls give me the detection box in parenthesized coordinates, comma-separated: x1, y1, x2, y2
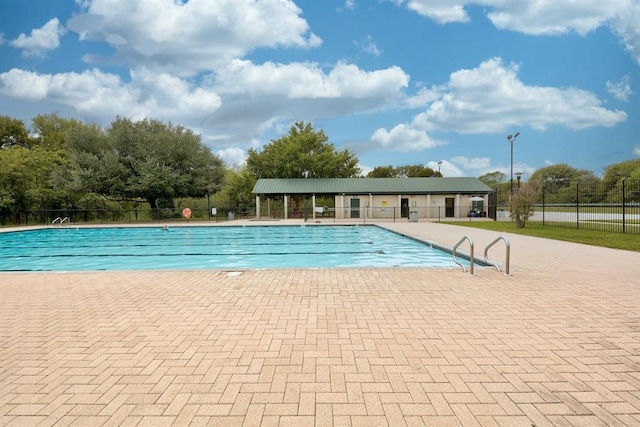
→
(443, 221, 640, 252)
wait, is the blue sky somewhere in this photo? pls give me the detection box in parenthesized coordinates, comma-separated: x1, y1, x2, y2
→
(1, 0, 639, 178)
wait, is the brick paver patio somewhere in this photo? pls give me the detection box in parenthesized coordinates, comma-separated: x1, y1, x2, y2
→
(1, 221, 639, 426)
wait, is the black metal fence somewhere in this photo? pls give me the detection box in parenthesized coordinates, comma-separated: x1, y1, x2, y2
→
(4, 207, 244, 226)
(3, 180, 638, 235)
(535, 179, 640, 234)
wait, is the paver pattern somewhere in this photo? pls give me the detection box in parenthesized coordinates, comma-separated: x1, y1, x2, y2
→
(1, 221, 639, 426)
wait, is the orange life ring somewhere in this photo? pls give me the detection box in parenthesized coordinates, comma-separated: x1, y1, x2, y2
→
(182, 207, 192, 219)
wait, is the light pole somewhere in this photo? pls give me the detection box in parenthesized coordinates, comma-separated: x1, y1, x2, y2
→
(506, 132, 520, 198)
(437, 161, 442, 174)
(515, 171, 523, 189)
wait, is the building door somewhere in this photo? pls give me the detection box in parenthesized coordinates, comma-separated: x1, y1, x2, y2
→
(350, 198, 360, 218)
(401, 198, 409, 218)
(488, 192, 497, 220)
(445, 198, 455, 217)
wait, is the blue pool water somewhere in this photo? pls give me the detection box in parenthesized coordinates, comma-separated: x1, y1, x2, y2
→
(0, 225, 467, 272)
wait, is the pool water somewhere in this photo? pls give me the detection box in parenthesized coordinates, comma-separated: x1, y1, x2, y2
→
(0, 225, 467, 272)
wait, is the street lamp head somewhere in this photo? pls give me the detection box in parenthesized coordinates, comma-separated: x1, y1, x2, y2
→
(514, 132, 520, 138)
(506, 134, 513, 141)
(515, 171, 523, 179)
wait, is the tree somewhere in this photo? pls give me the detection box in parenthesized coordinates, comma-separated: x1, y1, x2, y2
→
(0, 146, 67, 215)
(367, 165, 396, 178)
(478, 171, 506, 189)
(246, 121, 360, 179)
(31, 113, 83, 152)
(529, 164, 577, 191)
(396, 164, 439, 177)
(478, 171, 507, 205)
(509, 181, 541, 228)
(0, 146, 36, 212)
(602, 159, 640, 186)
(213, 169, 257, 212)
(478, 171, 510, 204)
(367, 164, 440, 178)
(602, 159, 640, 203)
(66, 117, 226, 211)
(529, 164, 599, 203)
(0, 115, 73, 221)
(0, 116, 30, 149)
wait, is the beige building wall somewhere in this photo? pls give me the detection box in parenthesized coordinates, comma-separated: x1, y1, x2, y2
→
(333, 194, 481, 219)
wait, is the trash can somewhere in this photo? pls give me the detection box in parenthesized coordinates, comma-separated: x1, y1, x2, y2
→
(227, 212, 234, 221)
(410, 211, 418, 222)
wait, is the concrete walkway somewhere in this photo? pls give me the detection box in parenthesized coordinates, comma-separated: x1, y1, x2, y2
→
(1, 220, 638, 426)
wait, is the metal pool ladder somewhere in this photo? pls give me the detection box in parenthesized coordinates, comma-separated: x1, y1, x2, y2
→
(452, 236, 474, 275)
(483, 236, 511, 275)
(52, 217, 70, 227)
(452, 235, 511, 275)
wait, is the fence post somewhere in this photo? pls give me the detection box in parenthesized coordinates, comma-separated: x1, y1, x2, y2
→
(622, 176, 627, 234)
(576, 181, 580, 230)
(542, 186, 546, 226)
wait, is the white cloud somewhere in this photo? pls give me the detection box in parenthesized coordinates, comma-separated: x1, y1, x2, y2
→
(449, 156, 512, 178)
(0, 58, 409, 150)
(606, 76, 633, 101)
(486, 1, 622, 36)
(213, 60, 407, 99)
(356, 36, 382, 57)
(451, 156, 491, 170)
(365, 57, 626, 156)
(610, 4, 640, 65)
(201, 60, 409, 145)
(393, 0, 640, 64)
(358, 163, 374, 176)
(10, 18, 67, 58)
(0, 68, 221, 124)
(345, 0, 357, 10)
(634, 145, 640, 157)
(3, 0, 408, 151)
(425, 160, 464, 177)
(216, 147, 247, 167)
(392, 0, 472, 23)
(403, 86, 442, 108)
(413, 57, 627, 133)
(67, 0, 322, 75)
(368, 124, 444, 152)
(443, 157, 534, 179)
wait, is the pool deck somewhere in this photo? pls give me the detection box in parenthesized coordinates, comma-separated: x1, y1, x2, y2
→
(1, 220, 639, 426)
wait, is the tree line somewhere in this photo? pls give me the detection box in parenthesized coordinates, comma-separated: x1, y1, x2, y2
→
(478, 160, 640, 206)
(1, 113, 638, 225)
(0, 116, 361, 223)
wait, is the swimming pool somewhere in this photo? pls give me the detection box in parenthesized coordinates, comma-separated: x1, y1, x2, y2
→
(0, 225, 468, 271)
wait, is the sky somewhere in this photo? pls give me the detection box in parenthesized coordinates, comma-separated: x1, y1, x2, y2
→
(0, 0, 639, 179)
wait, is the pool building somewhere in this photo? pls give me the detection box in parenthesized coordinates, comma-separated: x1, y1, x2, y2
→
(252, 177, 494, 221)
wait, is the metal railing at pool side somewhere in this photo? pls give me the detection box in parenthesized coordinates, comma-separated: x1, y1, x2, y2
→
(452, 236, 474, 275)
(483, 236, 511, 275)
(51, 216, 70, 227)
(452, 235, 511, 276)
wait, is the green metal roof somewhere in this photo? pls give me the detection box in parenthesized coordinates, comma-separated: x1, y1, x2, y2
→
(252, 178, 493, 195)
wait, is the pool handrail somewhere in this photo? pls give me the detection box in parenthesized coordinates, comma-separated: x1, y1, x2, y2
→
(483, 236, 510, 275)
(51, 216, 70, 227)
(452, 235, 474, 275)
